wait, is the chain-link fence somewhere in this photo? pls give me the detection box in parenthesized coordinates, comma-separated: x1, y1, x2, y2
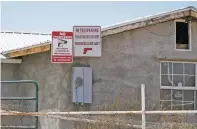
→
(1, 83, 197, 129)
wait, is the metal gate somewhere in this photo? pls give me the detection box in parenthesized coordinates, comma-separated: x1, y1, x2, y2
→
(1, 80, 39, 129)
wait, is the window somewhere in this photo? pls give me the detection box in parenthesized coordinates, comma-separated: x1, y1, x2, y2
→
(175, 21, 191, 50)
(160, 62, 197, 110)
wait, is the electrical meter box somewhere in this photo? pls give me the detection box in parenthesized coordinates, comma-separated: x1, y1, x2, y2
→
(72, 67, 92, 104)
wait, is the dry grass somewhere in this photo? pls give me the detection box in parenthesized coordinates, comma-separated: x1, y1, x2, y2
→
(1, 93, 197, 129)
(70, 96, 197, 129)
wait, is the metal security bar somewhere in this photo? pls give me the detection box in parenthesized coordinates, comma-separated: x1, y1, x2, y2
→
(1, 80, 39, 129)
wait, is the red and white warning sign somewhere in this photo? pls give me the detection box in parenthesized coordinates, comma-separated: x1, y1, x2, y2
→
(51, 31, 73, 63)
(73, 26, 101, 57)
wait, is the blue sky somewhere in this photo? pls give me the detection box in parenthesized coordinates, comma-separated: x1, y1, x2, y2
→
(1, 1, 197, 33)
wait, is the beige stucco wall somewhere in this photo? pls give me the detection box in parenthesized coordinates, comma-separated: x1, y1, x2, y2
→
(1, 19, 197, 128)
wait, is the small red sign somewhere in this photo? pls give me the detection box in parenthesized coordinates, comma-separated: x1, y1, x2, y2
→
(51, 31, 73, 63)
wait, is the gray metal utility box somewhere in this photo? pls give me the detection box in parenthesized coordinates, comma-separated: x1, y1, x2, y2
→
(72, 67, 92, 104)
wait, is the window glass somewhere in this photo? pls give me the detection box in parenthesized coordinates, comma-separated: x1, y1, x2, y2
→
(173, 75, 183, 86)
(172, 101, 182, 110)
(161, 75, 172, 86)
(184, 90, 194, 101)
(183, 102, 194, 110)
(160, 62, 196, 110)
(160, 89, 171, 100)
(172, 90, 182, 101)
(161, 62, 172, 74)
(160, 101, 171, 110)
(185, 76, 195, 87)
(173, 63, 183, 74)
(185, 63, 195, 75)
(196, 91, 197, 109)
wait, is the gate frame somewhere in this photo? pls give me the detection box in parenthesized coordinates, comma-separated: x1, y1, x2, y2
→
(1, 80, 39, 129)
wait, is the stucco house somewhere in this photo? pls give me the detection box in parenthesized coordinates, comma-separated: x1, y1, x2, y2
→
(1, 6, 197, 129)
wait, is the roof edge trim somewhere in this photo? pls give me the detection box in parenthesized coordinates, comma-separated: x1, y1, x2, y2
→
(101, 6, 197, 36)
(1, 41, 51, 55)
(1, 59, 22, 64)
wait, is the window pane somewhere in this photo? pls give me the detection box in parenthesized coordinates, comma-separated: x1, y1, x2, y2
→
(160, 101, 171, 110)
(184, 90, 194, 101)
(172, 101, 182, 110)
(160, 89, 171, 100)
(183, 102, 194, 110)
(161, 62, 172, 74)
(173, 63, 183, 74)
(184, 63, 195, 75)
(173, 75, 183, 86)
(185, 76, 195, 87)
(196, 91, 197, 110)
(172, 90, 182, 101)
(161, 75, 172, 86)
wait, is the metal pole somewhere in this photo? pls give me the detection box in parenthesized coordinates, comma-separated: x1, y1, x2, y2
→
(33, 81, 39, 129)
(141, 84, 146, 129)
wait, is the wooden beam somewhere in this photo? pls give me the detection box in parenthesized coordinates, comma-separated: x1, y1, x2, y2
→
(8, 44, 50, 58)
(191, 11, 197, 19)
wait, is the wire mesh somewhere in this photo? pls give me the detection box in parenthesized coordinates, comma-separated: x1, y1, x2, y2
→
(1, 84, 197, 129)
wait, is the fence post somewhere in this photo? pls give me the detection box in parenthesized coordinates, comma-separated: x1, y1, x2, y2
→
(141, 84, 146, 129)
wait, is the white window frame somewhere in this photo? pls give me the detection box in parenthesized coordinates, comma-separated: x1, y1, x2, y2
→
(174, 19, 192, 51)
(160, 61, 197, 110)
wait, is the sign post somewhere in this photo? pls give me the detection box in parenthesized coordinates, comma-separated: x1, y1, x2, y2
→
(73, 26, 101, 57)
(51, 31, 73, 63)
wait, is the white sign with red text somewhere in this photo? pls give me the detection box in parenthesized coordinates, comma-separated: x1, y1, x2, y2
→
(51, 31, 73, 63)
(73, 26, 101, 57)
